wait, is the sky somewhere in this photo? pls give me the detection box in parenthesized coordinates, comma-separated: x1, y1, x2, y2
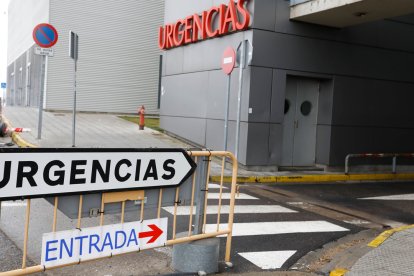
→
(0, 0, 9, 87)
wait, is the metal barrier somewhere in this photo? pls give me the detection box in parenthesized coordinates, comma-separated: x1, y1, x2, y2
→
(345, 153, 414, 174)
(0, 150, 238, 276)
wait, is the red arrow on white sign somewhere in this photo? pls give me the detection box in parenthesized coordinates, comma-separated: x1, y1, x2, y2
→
(139, 224, 164, 244)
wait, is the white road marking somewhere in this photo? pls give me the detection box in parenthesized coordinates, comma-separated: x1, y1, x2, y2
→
(343, 219, 371, 225)
(359, 194, 414, 201)
(162, 205, 297, 215)
(1, 202, 27, 207)
(208, 193, 258, 200)
(238, 251, 297, 269)
(205, 221, 349, 236)
(208, 183, 228, 189)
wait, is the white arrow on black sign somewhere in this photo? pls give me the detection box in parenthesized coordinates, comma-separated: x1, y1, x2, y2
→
(0, 148, 196, 200)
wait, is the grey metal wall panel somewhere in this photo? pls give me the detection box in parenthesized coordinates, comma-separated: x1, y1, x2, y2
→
(248, 66, 272, 123)
(269, 69, 287, 124)
(246, 123, 270, 166)
(161, 71, 209, 118)
(329, 126, 414, 166)
(205, 119, 248, 164)
(164, 31, 253, 76)
(252, 0, 276, 31)
(332, 76, 414, 128)
(316, 125, 331, 165)
(206, 119, 225, 150)
(46, 0, 164, 114)
(317, 79, 334, 125)
(252, 29, 414, 83)
(268, 123, 283, 165)
(205, 68, 251, 122)
(160, 116, 206, 146)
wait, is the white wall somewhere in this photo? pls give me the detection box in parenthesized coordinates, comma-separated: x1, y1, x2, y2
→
(7, 0, 49, 65)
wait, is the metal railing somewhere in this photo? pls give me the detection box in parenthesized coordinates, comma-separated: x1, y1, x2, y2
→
(345, 153, 414, 174)
(0, 150, 238, 276)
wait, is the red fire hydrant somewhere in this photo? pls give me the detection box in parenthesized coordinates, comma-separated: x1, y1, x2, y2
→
(138, 105, 145, 130)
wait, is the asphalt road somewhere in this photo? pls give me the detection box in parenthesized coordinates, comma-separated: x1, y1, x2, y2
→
(167, 183, 363, 274)
(271, 181, 414, 225)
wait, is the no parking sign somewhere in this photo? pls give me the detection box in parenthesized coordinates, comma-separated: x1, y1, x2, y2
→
(32, 23, 58, 48)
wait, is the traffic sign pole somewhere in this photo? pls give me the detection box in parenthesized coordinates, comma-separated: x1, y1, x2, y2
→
(72, 56, 77, 147)
(37, 55, 46, 140)
(221, 47, 236, 153)
(70, 31, 79, 147)
(235, 40, 247, 161)
(224, 75, 231, 152)
(32, 23, 58, 140)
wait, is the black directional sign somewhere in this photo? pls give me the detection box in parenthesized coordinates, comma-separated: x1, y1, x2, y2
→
(0, 148, 196, 200)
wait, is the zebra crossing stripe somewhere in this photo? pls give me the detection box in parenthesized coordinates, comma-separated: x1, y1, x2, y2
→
(1, 202, 27, 207)
(208, 193, 258, 200)
(359, 193, 414, 200)
(238, 251, 297, 269)
(208, 183, 228, 189)
(162, 205, 297, 215)
(205, 221, 349, 236)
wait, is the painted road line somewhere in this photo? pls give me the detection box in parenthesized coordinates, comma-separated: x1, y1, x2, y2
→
(342, 219, 371, 225)
(2, 202, 27, 207)
(208, 193, 258, 200)
(359, 193, 414, 200)
(206, 221, 349, 236)
(238, 250, 296, 269)
(162, 205, 297, 215)
(208, 183, 228, 189)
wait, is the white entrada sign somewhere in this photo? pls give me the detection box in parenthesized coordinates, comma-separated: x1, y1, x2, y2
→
(35, 47, 54, 57)
(41, 218, 168, 268)
(0, 148, 196, 200)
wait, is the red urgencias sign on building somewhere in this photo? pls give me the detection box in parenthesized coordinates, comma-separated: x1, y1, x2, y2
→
(159, 0, 250, 50)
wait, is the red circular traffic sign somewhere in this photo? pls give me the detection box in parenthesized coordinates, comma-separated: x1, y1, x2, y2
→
(33, 23, 58, 48)
(222, 47, 236, 75)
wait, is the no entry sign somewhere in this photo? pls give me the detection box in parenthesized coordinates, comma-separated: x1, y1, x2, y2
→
(222, 47, 236, 75)
(0, 148, 196, 200)
(33, 23, 58, 48)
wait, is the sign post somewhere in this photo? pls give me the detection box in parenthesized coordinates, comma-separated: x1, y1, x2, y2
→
(235, 40, 247, 161)
(221, 47, 236, 153)
(32, 23, 58, 140)
(234, 40, 253, 161)
(1, 83, 6, 108)
(69, 31, 79, 147)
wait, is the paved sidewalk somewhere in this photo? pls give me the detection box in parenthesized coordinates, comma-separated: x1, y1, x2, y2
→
(3, 107, 189, 148)
(344, 227, 414, 276)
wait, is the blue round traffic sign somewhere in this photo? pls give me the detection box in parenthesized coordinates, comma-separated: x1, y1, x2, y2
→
(33, 23, 58, 48)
